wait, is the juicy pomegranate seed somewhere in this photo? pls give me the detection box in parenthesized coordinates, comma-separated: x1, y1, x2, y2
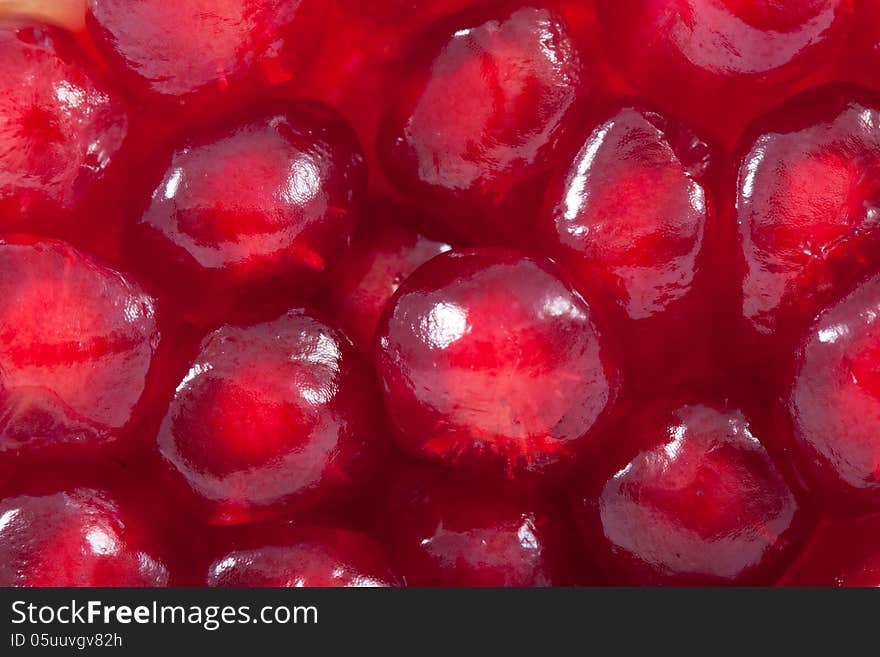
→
(383, 461, 584, 586)
(378, 5, 588, 244)
(790, 273, 880, 506)
(0, 237, 158, 460)
(0, 22, 128, 237)
(374, 249, 620, 480)
(85, 0, 327, 112)
(130, 102, 366, 325)
(158, 308, 386, 526)
(0, 488, 169, 586)
(539, 106, 714, 378)
(732, 87, 880, 365)
(206, 526, 402, 587)
(573, 397, 807, 585)
(596, 0, 855, 146)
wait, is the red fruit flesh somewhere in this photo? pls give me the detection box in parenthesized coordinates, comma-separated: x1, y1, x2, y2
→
(206, 526, 401, 587)
(158, 308, 385, 526)
(0, 237, 158, 458)
(539, 106, 714, 377)
(374, 249, 619, 479)
(378, 6, 587, 244)
(0, 489, 169, 586)
(596, 0, 854, 146)
(734, 89, 880, 365)
(131, 103, 366, 324)
(383, 462, 583, 586)
(790, 274, 880, 505)
(323, 205, 451, 347)
(778, 513, 880, 586)
(85, 0, 326, 112)
(0, 22, 128, 236)
(573, 398, 806, 585)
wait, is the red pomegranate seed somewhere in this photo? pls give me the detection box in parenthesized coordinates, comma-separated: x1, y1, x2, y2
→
(130, 102, 366, 325)
(206, 526, 402, 587)
(0, 22, 128, 237)
(158, 308, 386, 526)
(0, 488, 169, 586)
(85, 0, 327, 112)
(539, 106, 714, 378)
(374, 249, 620, 480)
(323, 203, 451, 347)
(790, 273, 880, 506)
(596, 0, 855, 146)
(378, 6, 588, 244)
(573, 396, 807, 585)
(0, 237, 158, 461)
(383, 461, 584, 586)
(732, 87, 880, 365)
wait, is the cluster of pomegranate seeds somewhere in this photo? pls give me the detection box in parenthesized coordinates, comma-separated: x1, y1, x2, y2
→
(5, 0, 880, 587)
